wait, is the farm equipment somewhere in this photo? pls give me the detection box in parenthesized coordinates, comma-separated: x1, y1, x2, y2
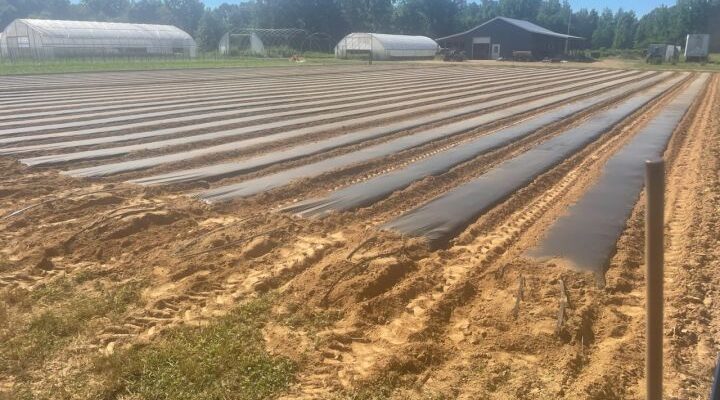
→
(646, 44, 665, 64)
(646, 44, 679, 64)
(441, 48, 466, 62)
(685, 34, 710, 63)
(513, 51, 534, 62)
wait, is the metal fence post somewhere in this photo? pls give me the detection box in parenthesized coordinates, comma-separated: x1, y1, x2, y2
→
(645, 159, 664, 400)
(369, 33, 373, 65)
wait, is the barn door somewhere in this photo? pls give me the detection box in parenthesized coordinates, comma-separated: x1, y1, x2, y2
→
(491, 44, 501, 59)
(472, 37, 490, 60)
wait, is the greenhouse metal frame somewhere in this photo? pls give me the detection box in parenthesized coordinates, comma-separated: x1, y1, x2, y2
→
(217, 28, 331, 57)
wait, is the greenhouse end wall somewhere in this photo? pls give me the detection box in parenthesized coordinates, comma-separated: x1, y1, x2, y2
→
(0, 19, 197, 60)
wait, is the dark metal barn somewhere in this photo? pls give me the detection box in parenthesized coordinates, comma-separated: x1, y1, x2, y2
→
(710, 9, 720, 53)
(436, 17, 583, 60)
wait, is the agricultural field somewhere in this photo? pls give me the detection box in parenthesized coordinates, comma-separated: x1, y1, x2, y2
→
(0, 64, 718, 399)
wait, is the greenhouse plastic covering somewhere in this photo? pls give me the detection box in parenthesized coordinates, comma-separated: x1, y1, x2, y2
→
(1, 19, 196, 59)
(335, 33, 438, 59)
(21, 19, 192, 43)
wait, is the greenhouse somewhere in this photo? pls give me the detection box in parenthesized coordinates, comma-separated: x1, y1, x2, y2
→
(218, 29, 330, 57)
(335, 33, 438, 60)
(0, 19, 196, 60)
(218, 32, 265, 56)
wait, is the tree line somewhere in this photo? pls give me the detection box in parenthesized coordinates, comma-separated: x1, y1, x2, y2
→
(1, 0, 718, 52)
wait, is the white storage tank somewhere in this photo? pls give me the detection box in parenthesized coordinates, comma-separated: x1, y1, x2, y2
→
(335, 33, 438, 61)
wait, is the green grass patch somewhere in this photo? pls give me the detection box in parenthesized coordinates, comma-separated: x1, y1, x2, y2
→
(0, 279, 146, 378)
(0, 56, 360, 76)
(30, 276, 74, 302)
(280, 301, 342, 336)
(1, 296, 106, 377)
(341, 375, 401, 400)
(96, 296, 296, 400)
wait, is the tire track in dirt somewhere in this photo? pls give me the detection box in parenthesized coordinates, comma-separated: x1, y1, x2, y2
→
(277, 74, 694, 398)
(92, 216, 349, 353)
(4, 66, 717, 399)
(663, 73, 720, 399)
(411, 75, 706, 399)
(430, 74, 706, 399)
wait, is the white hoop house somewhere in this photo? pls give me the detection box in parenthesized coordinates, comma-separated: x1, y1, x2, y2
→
(218, 32, 265, 56)
(0, 19, 197, 60)
(335, 33, 438, 60)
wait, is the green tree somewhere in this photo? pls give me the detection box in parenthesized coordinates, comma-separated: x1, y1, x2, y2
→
(498, 0, 541, 21)
(537, 0, 571, 33)
(165, 0, 204, 34)
(0, 0, 20, 28)
(0, 0, 717, 53)
(195, 9, 224, 51)
(339, 0, 393, 32)
(394, 0, 430, 35)
(458, 1, 483, 30)
(394, 0, 462, 37)
(572, 8, 598, 47)
(634, 5, 676, 47)
(253, 0, 349, 40)
(675, 0, 710, 37)
(214, 3, 255, 30)
(299, 0, 349, 39)
(456, 0, 502, 31)
(612, 9, 637, 49)
(81, 0, 130, 20)
(1, 0, 76, 28)
(591, 8, 614, 48)
(128, 0, 171, 24)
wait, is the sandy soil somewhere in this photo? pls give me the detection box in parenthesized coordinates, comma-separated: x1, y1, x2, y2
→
(428, 58, 720, 73)
(0, 67, 718, 399)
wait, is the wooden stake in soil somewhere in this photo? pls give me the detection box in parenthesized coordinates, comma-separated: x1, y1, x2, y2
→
(512, 275, 525, 319)
(645, 159, 664, 400)
(556, 278, 569, 333)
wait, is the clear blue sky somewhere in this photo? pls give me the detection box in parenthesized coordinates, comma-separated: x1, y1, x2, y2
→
(201, 0, 674, 16)
(568, 0, 673, 15)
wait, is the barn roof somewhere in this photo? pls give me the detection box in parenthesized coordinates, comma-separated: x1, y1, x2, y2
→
(436, 17, 583, 41)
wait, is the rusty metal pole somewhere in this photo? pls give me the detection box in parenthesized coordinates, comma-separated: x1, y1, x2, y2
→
(645, 159, 664, 400)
